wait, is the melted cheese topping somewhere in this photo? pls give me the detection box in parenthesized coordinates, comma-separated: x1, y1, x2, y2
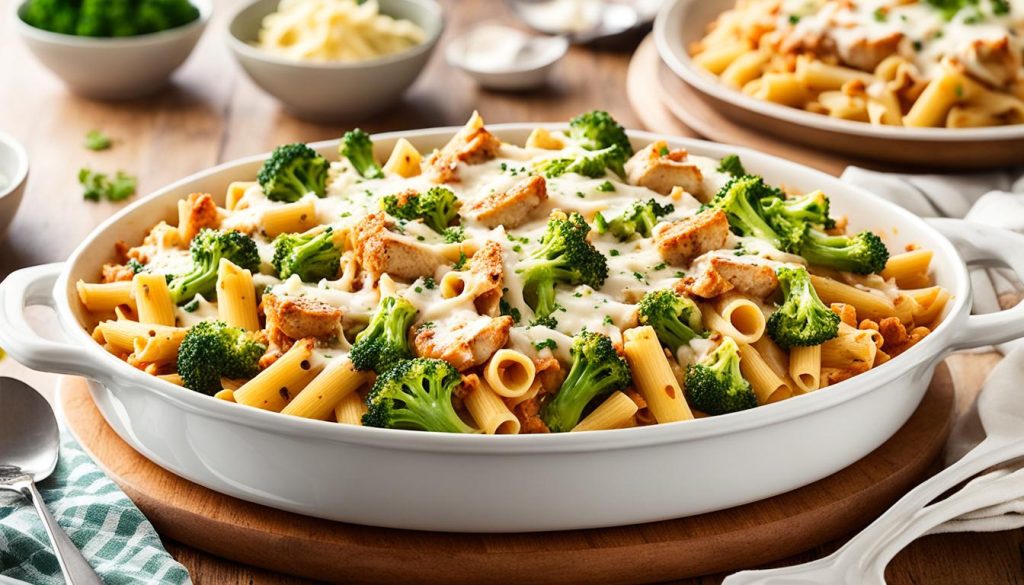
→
(140, 132, 790, 366)
(780, 0, 1024, 82)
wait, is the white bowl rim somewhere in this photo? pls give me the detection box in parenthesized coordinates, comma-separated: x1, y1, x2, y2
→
(54, 123, 969, 454)
(444, 24, 569, 75)
(0, 132, 29, 201)
(13, 0, 211, 47)
(653, 0, 1024, 143)
(224, 0, 445, 70)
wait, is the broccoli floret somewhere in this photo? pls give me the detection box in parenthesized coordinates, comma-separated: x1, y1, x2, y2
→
(257, 143, 328, 203)
(536, 144, 628, 180)
(362, 358, 475, 433)
(382, 187, 460, 233)
(272, 228, 342, 282)
(594, 198, 674, 241)
(339, 129, 384, 179)
(168, 229, 260, 305)
(637, 289, 705, 352)
(21, 0, 197, 36)
(442, 226, 466, 243)
(797, 229, 890, 275)
(349, 296, 418, 373)
(177, 320, 266, 395)
(766, 266, 841, 349)
(761, 189, 834, 233)
(704, 175, 799, 252)
(684, 336, 757, 415)
(568, 110, 634, 158)
(516, 211, 608, 323)
(716, 154, 747, 177)
(540, 331, 632, 432)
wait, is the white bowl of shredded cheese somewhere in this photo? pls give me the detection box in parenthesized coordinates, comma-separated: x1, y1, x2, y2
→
(226, 0, 444, 121)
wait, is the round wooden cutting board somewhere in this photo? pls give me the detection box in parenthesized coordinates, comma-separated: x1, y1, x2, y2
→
(60, 370, 954, 585)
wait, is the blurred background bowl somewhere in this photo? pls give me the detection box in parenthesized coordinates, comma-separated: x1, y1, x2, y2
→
(226, 0, 444, 122)
(13, 0, 211, 100)
(0, 133, 29, 240)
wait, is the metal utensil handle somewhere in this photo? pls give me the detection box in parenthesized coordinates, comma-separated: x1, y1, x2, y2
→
(21, 480, 105, 585)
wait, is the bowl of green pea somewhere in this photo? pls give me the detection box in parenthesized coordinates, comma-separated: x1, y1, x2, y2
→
(15, 0, 211, 100)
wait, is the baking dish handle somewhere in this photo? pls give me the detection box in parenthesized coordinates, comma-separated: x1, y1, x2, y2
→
(928, 218, 1024, 350)
(0, 263, 109, 382)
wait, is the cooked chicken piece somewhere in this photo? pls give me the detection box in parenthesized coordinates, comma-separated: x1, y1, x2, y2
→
(841, 32, 902, 72)
(425, 111, 502, 183)
(960, 37, 1022, 88)
(467, 241, 505, 316)
(413, 314, 513, 371)
(355, 212, 446, 280)
(625, 140, 704, 198)
(101, 263, 135, 283)
(465, 175, 548, 229)
(178, 192, 221, 242)
(678, 254, 779, 299)
(655, 209, 730, 267)
(262, 293, 343, 349)
(514, 396, 550, 434)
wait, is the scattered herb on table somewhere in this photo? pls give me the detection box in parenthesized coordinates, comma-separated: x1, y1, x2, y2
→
(79, 168, 137, 202)
(84, 130, 112, 151)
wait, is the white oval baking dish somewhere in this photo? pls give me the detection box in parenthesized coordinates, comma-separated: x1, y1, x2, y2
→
(653, 0, 1024, 169)
(1, 126, 1023, 533)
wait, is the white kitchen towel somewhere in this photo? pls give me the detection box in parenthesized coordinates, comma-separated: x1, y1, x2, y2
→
(842, 167, 1024, 533)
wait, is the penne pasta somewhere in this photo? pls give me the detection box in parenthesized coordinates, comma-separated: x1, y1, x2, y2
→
(484, 349, 536, 398)
(234, 338, 321, 412)
(464, 375, 518, 434)
(623, 327, 693, 424)
(281, 359, 368, 420)
(132, 273, 176, 327)
(217, 258, 260, 331)
(572, 391, 638, 432)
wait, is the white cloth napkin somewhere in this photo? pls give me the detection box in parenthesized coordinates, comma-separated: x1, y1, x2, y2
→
(842, 166, 1024, 534)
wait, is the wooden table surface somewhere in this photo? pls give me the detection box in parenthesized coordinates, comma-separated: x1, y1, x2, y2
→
(0, 0, 1021, 583)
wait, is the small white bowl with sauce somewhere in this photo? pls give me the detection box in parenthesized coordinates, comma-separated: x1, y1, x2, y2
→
(446, 23, 568, 91)
(0, 133, 28, 240)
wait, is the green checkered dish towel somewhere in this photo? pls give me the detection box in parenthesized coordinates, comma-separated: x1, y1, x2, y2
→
(0, 432, 190, 585)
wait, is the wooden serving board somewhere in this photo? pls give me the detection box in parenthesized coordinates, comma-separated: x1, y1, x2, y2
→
(627, 36, 871, 177)
(61, 369, 954, 585)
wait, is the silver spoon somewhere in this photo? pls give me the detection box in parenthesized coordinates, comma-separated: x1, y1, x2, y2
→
(0, 377, 104, 585)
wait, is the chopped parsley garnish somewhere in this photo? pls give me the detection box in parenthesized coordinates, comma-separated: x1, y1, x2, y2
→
(597, 180, 615, 192)
(658, 146, 670, 156)
(873, 7, 888, 21)
(500, 298, 522, 324)
(423, 277, 437, 290)
(788, 14, 800, 24)
(602, 315, 613, 326)
(609, 249, 620, 256)
(452, 252, 468, 270)
(653, 262, 667, 271)
(534, 339, 557, 351)
(182, 299, 200, 313)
